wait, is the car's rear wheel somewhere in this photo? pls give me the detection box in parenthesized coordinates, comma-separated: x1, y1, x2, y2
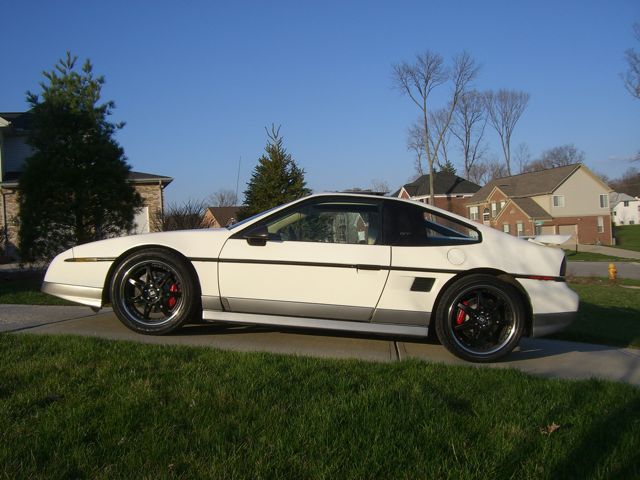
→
(110, 249, 199, 335)
(435, 274, 525, 363)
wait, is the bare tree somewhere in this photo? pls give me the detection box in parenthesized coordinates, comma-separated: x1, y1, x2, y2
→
(209, 189, 238, 207)
(370, 179, 390, 194)
(624, 22, 640, 100)
(484, 89, 529, 175)
(393, 51, 479, 204)
(522, 144, 585, 172)
(513, 143, 531, 174)
(468, 157, 508, 185)
(407, 121, 426, 176)
(153, 199, 210, 231)
(609, 167, 640, 197)
(429, 108, 453, 169)
(450, 90, 487, 179)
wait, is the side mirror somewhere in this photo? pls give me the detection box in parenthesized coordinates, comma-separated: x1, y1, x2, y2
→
(244, 224, 269, 246)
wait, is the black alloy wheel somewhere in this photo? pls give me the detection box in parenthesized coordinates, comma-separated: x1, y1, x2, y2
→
(110, 249, 199, 335)
(435, 274, 525, 362)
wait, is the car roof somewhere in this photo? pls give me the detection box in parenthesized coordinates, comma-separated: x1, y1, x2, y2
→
(308, 192, 475, 225)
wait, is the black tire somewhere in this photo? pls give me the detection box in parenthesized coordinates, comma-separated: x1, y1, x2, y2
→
(434, 274, 525, 363)
(110, 248, 199, 335)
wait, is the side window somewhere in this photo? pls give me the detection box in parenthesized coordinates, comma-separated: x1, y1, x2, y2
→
(384, 202, 480, 246)
(265, 202, 381, 244)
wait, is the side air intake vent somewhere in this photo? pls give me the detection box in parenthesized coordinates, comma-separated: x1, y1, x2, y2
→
(411, 277, 435, 292)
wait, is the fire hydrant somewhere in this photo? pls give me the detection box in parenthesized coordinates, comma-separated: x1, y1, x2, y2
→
(608, 263, 617, 281)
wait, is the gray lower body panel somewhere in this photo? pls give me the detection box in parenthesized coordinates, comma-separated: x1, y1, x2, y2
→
(202, 310, 429, 337)
(41, 281, 103, 308)
(531, 312, 577, 337)
(223, 297, 373, 322)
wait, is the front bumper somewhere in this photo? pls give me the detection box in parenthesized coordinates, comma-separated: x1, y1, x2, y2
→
(531, 311, 577, 337)
(41, 281, 103, 309)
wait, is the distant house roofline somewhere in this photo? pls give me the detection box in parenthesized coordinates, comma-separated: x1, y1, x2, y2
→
(1, 170, 173, 188)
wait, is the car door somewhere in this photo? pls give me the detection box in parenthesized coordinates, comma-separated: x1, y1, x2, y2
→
(218, 198, 390, 322)
(372, 200, 482, 326)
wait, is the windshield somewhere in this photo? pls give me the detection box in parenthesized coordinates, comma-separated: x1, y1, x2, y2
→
(226, 203, 291, 230)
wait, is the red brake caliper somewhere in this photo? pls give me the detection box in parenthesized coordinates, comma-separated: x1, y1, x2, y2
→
(456, 300, 469, 325)
(167, 283, 179, 309)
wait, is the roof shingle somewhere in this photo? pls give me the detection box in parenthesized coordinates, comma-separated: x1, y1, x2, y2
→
(468, 164, 582, 204)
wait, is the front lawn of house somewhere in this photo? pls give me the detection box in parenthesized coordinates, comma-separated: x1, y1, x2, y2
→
(1, 334, 639, 479)
(563, 249, 633, 262)
(613, 225, 640, 252)
(551, 278, 640, 348)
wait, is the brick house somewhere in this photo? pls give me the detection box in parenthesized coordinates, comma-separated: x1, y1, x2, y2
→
(203, 206, 240, 228)
(465, 164, 613, 245)
(0, 111, 172, 258)
(394, 172, 481, 217)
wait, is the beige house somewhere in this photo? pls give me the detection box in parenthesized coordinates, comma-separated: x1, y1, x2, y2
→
(0, 111, 172, 259)
(466, 164, 613, 245)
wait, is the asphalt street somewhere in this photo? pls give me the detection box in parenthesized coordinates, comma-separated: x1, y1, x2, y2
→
(567, 261, 640, 279)
(3, 306, 639, 387)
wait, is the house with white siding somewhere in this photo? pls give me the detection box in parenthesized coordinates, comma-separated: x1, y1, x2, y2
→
(610, 192, 640, 226)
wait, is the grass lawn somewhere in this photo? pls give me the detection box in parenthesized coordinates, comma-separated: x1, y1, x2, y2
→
(1, 334, 639, 479)
(552, 278, 640, 348)
(563, 249, 633, 262)
(0, 270, 72, 306)
(613, 225, 640, 252)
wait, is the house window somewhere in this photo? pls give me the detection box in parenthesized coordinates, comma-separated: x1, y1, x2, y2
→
(599, 194, 609, 208)
(483, 208, 490, 222)
(624, 201, 629, 207)
(503, 223, 510, 234)
(631, 220, 636, 225)
(516, 222, 524, 236)
(491, 202, 497, 217)
(597, 216, 604, 233)
(500, 200, 506, 209)
(552, 195, 565, 208)
(469, 206, 479, 221)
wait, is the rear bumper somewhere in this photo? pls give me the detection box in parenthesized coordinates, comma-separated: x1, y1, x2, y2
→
(531, 311, 577, 337)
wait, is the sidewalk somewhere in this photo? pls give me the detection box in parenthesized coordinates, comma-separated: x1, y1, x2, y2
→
(576, 244, 640, 260)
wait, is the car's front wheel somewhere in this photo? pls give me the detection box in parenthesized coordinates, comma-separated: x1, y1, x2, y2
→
(110, 249, 199, 335)
(435, 274, 525, 363)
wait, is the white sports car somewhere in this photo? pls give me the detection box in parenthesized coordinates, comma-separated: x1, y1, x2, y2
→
(43, 193, 578, 362)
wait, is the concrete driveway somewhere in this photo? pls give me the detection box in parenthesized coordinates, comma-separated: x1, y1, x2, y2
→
(4, 305, 639, 387)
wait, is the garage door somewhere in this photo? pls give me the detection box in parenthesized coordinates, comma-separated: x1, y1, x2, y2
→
(541, 225, 556, 235)
(558, 224, 578, 244)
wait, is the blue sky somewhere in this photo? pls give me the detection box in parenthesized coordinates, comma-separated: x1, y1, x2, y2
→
(2, 0, 638, 204)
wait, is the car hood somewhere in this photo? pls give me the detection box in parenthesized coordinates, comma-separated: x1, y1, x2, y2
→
(70, 228, 231, 260)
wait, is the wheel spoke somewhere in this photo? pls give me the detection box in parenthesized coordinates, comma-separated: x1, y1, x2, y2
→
(454, 319, 478, 331)
(489, 299, 505, 315)
(143, 303, 152, 319)
(157, 271, 172, 288)
(131, 294, 145, 304)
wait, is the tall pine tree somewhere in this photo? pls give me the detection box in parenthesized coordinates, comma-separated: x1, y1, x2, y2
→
(19, 52, 142, 261)
(238, 125, 310, 220)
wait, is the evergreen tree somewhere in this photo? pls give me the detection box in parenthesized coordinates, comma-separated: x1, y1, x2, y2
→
(238, 125, 311, 220)
(19, 52, 142, 261)
(440, 159, 457, 175)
